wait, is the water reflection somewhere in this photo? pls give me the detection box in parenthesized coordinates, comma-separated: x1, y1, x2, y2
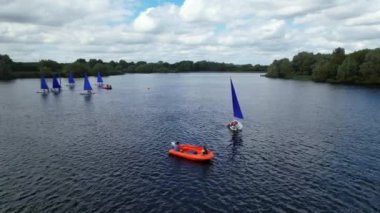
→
(84, 94, 92, 102)
(52, 91, 61, 98)
(40, 93, 49, 100)
(227, 132, 243, 161)
(170, 156, 213, 177)
(39, 94, 48, 109)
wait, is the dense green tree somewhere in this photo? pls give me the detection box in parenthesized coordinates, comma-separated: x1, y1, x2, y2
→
(38, 59, 60, 75)
(267, 60, 280, 77)
(252, 64, 268, 72)
(292, 52, 316, 75)
(312, 58, 337, 82)
(0, 54, 13, 79)
(127, 64, 137, 73)
(176, 61, 194, 71)
(136, 61, 147, 66)
(92, 63, 109, 76)
(194, 60, 208, 71)
(76, 58, 87, 64)
(109, 60, 117, 68)
(334, 49, 370, 83)
(267, 47, 380, 85)
(349, 49, 370, 64)
(267, 58, 293, 78)
(331, 47, 345, 65)
(278, 58, 294, 78)
(64, 62, 90, 77)
(12, 62, 39, 72)
(88, 59, 103, 68)
(337, 56, 360, 83)
(359, 49, 380, 84)
(135, 63, 155, 73)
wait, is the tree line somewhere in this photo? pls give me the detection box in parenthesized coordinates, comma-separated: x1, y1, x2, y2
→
(0, 55, 267, 80)
(266, 47, 380, 85)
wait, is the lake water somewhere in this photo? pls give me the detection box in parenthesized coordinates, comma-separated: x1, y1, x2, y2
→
(0, 73, 379, 212)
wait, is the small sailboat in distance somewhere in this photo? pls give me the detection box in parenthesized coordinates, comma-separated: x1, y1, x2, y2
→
(97, 71, 103, 86)
(37, 75, 49, 94)
(67, 72, 75, 87)
(227, 78, 243, 132)
(51, 74, 61, 93)
(97, 71, 113, 90)
(81, 73, 94, 95)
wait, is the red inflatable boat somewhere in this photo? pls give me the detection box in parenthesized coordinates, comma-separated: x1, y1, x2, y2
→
(169, 144, 214, 161)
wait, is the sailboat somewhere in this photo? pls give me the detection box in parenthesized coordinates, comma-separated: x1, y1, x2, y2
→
(97, 71, 103, 86)
(37, 75, 49, 94)
(81, 73, 94, 95)
(227, 78, 243, 131)
(97, 71, 113, 89)
(67, 72, 75, 87)
(51, 74, 61, 93)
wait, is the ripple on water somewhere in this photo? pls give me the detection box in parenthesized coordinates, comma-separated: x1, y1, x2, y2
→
(0, 74, 380, 212)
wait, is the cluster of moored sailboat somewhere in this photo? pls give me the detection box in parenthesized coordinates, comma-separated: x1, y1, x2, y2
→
(38, 71, 112, 95)
(168, 78, 244, 162)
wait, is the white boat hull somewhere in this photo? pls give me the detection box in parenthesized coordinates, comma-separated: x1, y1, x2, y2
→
(227, 120, 243, 132)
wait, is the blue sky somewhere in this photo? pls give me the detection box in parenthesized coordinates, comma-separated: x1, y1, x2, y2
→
(1, 0, 379, 64)
(139, 0, 184, 8)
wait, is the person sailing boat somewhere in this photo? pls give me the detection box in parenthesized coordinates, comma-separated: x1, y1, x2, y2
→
(51, 74, 61, 93)
(81, 73, 93, 95)
(40, 75, 49, 94)
(97, 71, 104, 87)
(227, 78, 244, 131)
(68, 72, 75, 87)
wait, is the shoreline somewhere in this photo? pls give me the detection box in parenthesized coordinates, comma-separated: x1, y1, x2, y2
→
(3, 70, 266, 80)
(264, 74, 380, 87)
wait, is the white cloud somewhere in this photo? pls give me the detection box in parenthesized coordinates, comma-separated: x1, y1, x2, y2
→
(1, 0, 380, 64)
(133, 8, 158, 32)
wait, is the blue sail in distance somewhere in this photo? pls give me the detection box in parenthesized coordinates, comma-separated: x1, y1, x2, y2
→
(230, 79, 243, 119)
(97, 71, 103, 83)
(68, 72, 75, 84)
(84, 73, 92, 91)
(52, 74, 61, 89)
(40, 75, 49, 90)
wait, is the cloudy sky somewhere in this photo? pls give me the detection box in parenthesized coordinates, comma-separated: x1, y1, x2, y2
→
(1, 0, 379, 64)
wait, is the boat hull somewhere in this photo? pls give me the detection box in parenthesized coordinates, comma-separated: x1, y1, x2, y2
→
(227, 120, 243, 132)
(102, 84, 112, 90)
(169, 144, 214, 161)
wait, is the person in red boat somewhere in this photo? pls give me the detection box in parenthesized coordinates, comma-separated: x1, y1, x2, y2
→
(171, 141, 180, 151)
(202, 146, 209, 155)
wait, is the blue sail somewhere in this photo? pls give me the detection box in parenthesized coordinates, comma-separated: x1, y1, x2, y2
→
(97, 71, 103, 83)
(52, 74, 61, 89)
(84, 73, 92, 91)
(230, 79, 243, 119)
(40, 75, 49, 90)
(68, 72, 75, 84)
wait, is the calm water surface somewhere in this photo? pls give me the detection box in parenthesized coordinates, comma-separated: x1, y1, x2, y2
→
(0, 73, 379, 212)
